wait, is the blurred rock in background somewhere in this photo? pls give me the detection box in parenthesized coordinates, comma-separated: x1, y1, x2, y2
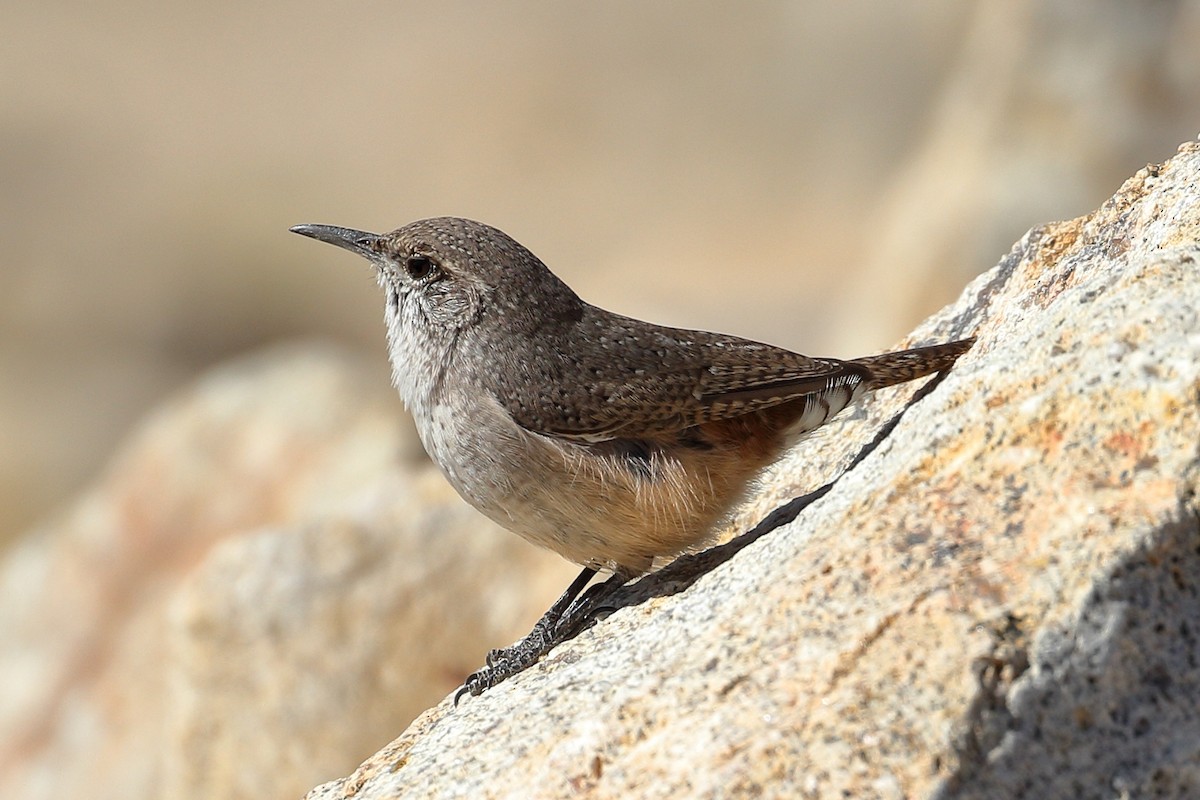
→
(4, 1, 1198, 542)
(0, 344, 577, 800)
(832, 0, 1200, 351)
(2, 1, 1200, 799)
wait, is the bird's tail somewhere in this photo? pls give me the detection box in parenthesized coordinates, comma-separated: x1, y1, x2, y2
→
(851, 337, 975, 390)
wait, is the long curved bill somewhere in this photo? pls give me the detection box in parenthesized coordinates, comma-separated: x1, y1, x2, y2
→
(289, 224, 387, 266)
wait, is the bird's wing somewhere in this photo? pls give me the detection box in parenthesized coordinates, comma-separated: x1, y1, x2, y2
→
(492, 312, 870, 442)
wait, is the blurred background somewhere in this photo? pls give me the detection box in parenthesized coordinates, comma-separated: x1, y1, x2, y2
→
(3, 2, 1200, 798)
(3, 0, 1195, 545)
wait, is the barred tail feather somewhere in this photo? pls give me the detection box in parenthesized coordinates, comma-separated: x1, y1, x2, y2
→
(851, 338, 974, 390)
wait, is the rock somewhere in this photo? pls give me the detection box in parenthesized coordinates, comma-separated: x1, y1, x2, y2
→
(0, 342, 575, 800)
(161, 471, 576, 800)
(6, 135, 1200, 800)
(831, 0, 1200, 354)
(307, 141, 1200, 800)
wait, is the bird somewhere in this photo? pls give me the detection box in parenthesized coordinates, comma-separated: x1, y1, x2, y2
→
(290, 216, 973, 698)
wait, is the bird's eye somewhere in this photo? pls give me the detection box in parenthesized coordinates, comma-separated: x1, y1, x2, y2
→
(404, 255, 435, 280)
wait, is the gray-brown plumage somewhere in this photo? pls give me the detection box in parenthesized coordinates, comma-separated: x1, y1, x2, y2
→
(291, 216, 973, 577)
(292, 216, 973, 698)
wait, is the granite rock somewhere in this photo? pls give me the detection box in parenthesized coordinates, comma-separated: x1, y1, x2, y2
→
(308, 141, 1200, 800)
(0, 343, 575, 800)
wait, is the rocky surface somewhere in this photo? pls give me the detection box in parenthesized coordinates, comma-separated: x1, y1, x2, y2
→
(3, 135, 1199, 800)
(0, 343, 575, 800)
(306, 142, 1200, 800)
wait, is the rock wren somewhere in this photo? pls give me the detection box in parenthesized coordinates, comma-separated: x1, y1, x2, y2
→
(291, 216, 973, 699)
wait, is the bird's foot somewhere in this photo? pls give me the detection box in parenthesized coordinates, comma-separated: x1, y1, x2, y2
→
(454, 625, 556, 704)
(453, 568, 629, 704)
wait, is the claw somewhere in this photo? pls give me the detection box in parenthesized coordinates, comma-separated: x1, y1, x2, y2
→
(454, 668, 491, 706)
(452, 566, 616, 703)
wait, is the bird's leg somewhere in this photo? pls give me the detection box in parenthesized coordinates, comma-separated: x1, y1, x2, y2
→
(456, 566, 599, 703)
(552, 570, 630, 638)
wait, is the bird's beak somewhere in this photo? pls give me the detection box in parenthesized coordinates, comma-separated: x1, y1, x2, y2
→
(289, 224, 387, 267)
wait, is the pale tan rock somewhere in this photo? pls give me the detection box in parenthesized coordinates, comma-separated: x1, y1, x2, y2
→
(307, 142, 1200, 800)
(0, 342, 574, 800)
(833, 0, 1200, 353)
(162, 473, 576, 800)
